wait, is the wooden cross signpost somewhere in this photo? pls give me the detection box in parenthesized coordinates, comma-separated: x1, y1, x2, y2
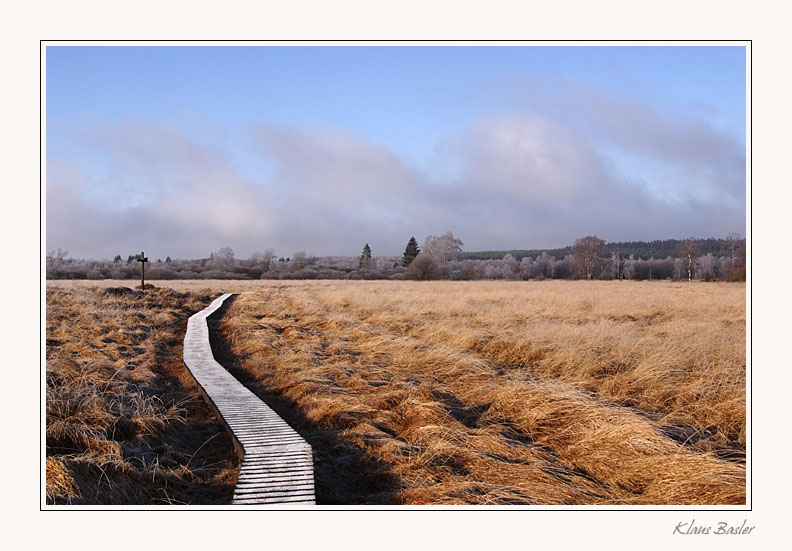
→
(138, 251, 149, 290)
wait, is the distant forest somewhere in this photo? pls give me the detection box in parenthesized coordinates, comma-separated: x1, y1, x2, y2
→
(460, 237, 745, 262)
(46, 234, 746, 282)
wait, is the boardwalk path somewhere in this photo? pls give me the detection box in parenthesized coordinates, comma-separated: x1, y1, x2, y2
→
(183, 293, 315, 505)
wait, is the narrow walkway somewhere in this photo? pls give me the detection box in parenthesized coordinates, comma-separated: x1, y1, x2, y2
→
(183, 293, 315, 505)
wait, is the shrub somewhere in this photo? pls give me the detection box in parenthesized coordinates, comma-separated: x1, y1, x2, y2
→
(294, 268, 319, 279)
(404, 254, 440, 281)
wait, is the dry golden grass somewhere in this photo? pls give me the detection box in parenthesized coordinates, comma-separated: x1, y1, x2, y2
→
(45, 285, 240, 504)
(208, 279, 745, 505)
(48, 279, 746, 505)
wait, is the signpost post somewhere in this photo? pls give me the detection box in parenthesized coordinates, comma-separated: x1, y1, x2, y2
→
(138, 251, 149, 290)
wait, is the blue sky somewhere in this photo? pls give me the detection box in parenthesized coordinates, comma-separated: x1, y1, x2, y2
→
(46, 45, 746, 259)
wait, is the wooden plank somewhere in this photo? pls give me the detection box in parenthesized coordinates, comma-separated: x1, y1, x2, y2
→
(235, 490, 315, 503)
(233, 496, 316, 505)
(237, 464, 315, 473)
(237, 471, 315, 481)
(232, 487, 315, 497)
(183, 293, 316, 505)
(236, 468, 315, 477)
(237, 475, 315, 485)
(240, 458, 314, 466)
(243, 450, 309, 465)
(243, 452, 313, 461)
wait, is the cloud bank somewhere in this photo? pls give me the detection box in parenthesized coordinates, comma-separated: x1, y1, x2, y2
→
(46, 85, 746, 260)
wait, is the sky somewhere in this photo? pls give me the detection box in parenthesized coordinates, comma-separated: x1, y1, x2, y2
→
(45, 45, 747, 260)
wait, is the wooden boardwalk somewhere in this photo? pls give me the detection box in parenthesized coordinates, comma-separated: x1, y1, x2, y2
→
(183, 293, 315, 505)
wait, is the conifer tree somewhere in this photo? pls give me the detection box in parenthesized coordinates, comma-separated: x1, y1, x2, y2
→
(359, 243, 372, 269)
(402, 236, 420, 267)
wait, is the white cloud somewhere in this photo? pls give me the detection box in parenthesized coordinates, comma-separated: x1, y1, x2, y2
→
(458, 113, 603, 200)
(46, 85, 746, 259)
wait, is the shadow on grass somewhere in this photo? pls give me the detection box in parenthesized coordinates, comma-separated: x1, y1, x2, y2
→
(206, 294, 402, 505)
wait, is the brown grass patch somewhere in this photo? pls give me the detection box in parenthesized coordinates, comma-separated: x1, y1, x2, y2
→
(45, 285, 240, 505)
(213, 280, 745, 505)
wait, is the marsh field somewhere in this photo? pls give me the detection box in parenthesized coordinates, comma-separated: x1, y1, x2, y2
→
(45, 279, 746, 505)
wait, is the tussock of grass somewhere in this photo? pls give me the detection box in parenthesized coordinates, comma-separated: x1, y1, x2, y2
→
(45, 286, 240, 505)
(217, 280, 745, 505)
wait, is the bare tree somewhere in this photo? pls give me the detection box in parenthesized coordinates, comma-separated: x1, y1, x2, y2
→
(724, 232, 743, 278)
(726, 233, 742, 261)
(732, 239, 747, 281)
(458, 259, 481, 280)
(248, 249, 275, 271)
(680, 237, 698, 282)
(483, 262, 500, 279)
(207, 247, 235, 271)
(610, 252, 620, 280)
(292, 251, 311, 271)
(698, 253, 715, 281)
(572, 235, 606, 280)
(46, 248, 70, 278)
(48, 248, 69, 263)
(422, 231, 464, 265)
(501, 253, 519, 279)
(519, 256, 533, 280)
(673, 257, 684, 280)
(623, 254, 635, 280)
(535, 252, 554, 278)
(405, 254, 440, 280)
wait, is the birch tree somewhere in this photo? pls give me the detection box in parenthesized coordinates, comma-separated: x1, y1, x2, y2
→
(572, 235, 605, 280)
(680, 237, 698, 282)
(422, 232, 463, 264)
(422, 231, 463, 278)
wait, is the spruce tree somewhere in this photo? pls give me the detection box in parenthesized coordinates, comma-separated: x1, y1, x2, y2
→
(402, 236, 420, 267)
(359, 243, 372, 269)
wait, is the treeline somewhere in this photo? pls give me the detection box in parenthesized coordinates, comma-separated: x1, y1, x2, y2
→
(460, 237, 745, 262)
(46, 233, 746, 282)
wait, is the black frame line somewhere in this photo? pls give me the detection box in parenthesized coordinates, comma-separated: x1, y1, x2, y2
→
(40, 38, 752, 512)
